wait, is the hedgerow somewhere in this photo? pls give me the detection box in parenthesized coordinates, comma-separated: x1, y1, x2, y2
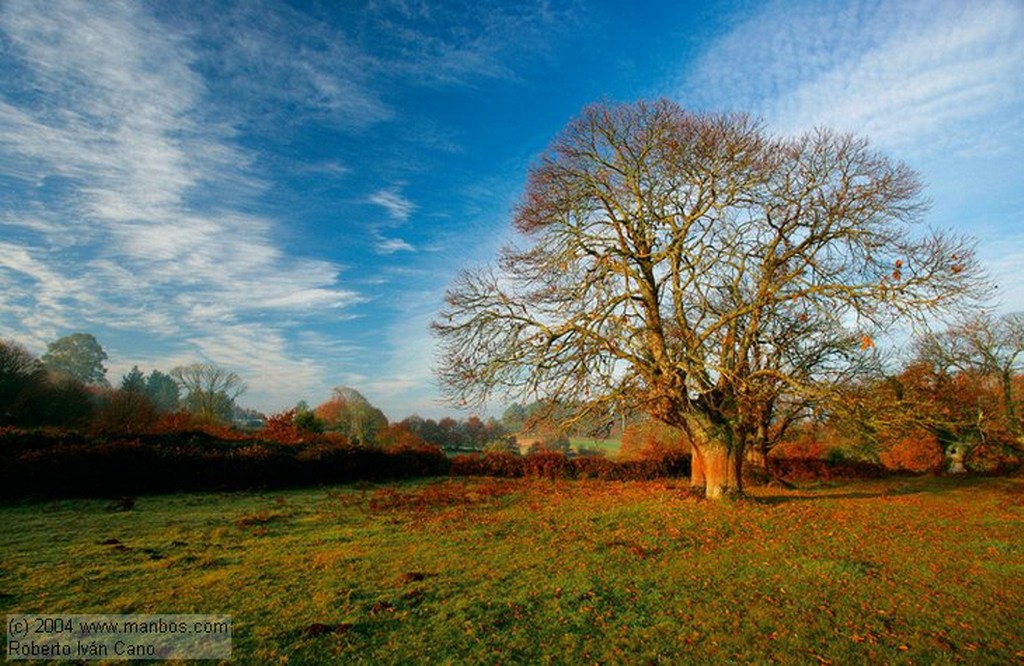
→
(448, 450, 692, 481)
(9, 427, 985, 500)
(0, 428, 449, 499)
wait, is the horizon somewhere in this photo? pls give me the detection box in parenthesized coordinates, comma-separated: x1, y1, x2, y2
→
(2, 0, 1022, 421)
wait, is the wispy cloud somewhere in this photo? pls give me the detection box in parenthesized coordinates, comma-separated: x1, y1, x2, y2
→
(369, 188, 417, 223)
(185, 0, 393, 133)
(673, 0, 1024, 326)
(365, 0, 573, 86)
(374, 237, 416, 255)
(0, 0, 359, 404)
(682, 0, 1024, 156)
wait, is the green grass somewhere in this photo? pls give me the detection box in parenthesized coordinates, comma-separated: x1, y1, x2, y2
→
(2, 476, 1023, 664)
(569, 436, 621, 457)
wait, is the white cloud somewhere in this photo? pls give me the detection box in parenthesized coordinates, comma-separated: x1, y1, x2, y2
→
(369, 188, 417, 223)
(683, 0, 1024, 156)
(197, 1, 393, 132)
(374, 237, 416, 255)
(675, 0, 1024, 326)
(0, 0, 362, 411)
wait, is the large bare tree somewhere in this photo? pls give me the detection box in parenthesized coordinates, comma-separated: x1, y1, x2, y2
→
(171, 363, 247, 425)
(434, 100, 985, 498)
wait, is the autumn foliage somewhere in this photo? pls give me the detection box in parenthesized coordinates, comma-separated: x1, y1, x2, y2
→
(449, 450, 691, 481)
(619, 419, 691, 461)
(878, 430, 945, 473)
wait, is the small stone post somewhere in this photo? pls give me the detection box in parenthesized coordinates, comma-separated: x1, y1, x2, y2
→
(946, 443, 968, 474)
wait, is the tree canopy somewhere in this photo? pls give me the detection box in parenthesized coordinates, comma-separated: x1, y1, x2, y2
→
(171, 363, 246, 425)
(314, 386, 388, 445)
(434, 99, 986, 498)
(0, 339, 46, 423)
(41, 333, 109, 387)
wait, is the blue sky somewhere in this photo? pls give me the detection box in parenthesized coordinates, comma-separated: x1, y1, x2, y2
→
(1, 0, 1022, 420)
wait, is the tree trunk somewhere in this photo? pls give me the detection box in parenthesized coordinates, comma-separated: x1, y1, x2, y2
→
(687, 424, 744, 499)
(678, 412, 747, 499)
(691, 445, 706, 490)
(699, 444, 734, 499)
(1001, 369, 1022, 440)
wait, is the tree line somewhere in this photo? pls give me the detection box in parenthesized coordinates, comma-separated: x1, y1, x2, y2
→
(3, 309, 1021, 474)
(0, 332, 251, 432)
(0, 334, 514, 453)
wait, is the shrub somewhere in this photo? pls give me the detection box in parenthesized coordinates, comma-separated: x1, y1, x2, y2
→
(522, 451, 574, 479)
(571, 455, 621, 480)
(0, 428, 449, 499)
(767, 456, 888, 483)
(968, 443, 1022, 475)
(771, 439, 828, 460)
(879, 430, 945, 473)
(450, 451, 524, 478)
(261, 409, 306, 445)
(619, 419, 690, 461)
(449, 449, 691, 481)
(91, 390, 158, 435)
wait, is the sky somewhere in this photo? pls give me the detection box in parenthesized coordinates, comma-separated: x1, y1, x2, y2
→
(1, 0, 1022, 420)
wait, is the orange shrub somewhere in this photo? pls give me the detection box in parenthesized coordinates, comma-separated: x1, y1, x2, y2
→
(879, 430, 944, 473)
(91, 390, 158, 435)
(770, 439, 828, 459)
(376, 423, 429, 451)
(151, 411, 196, 433)
(619, 419, 690, 460)
(261, 409, 306, 445)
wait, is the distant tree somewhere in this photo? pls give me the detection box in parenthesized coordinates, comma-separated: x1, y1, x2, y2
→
(482, 417, 508, 446)
(171, 363, 246, 425)
(294, 409, 325, 434)
(144, 369, 180, 413)
(501, 403, 527, 432)
(314, 387, 388, 445)
(121, 366, 146, 393)
(460, 415, 487, 449)
(41, 333, 109, 387)
(0, 339, 45, 423)
(12, 374, 95, 428)
(435, 99, 985, 498)
(93, 389, 158, 434)
(917, 312, 1024, 445)
(376, 422, 429, 450)
(401, 415, 447, 448)
(436, 417, 466, 449)
(233, 405, 266, 429)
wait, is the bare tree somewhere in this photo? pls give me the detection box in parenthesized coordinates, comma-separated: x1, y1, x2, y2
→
(171, 363, 247, 425)
(0, 339, 45, 423)
(434, 100, 985, 498)
(917, 312, 1024, 444)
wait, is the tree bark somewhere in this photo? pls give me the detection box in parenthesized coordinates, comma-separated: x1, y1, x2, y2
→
(691, 445, 706, 491)
(700, 444, 733, 499)
(686, 416, 744, 499)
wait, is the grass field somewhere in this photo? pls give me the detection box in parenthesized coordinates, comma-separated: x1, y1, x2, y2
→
(2, 475, 1022, 664)
(569, 436, 621, 457)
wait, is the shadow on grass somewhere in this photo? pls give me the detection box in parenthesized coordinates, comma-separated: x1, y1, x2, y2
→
(746, 474, 1000, 505)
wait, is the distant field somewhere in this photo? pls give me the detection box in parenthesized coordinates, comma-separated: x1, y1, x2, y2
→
(569, 436, 621, 456)
(2, 475, 1022, 664)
